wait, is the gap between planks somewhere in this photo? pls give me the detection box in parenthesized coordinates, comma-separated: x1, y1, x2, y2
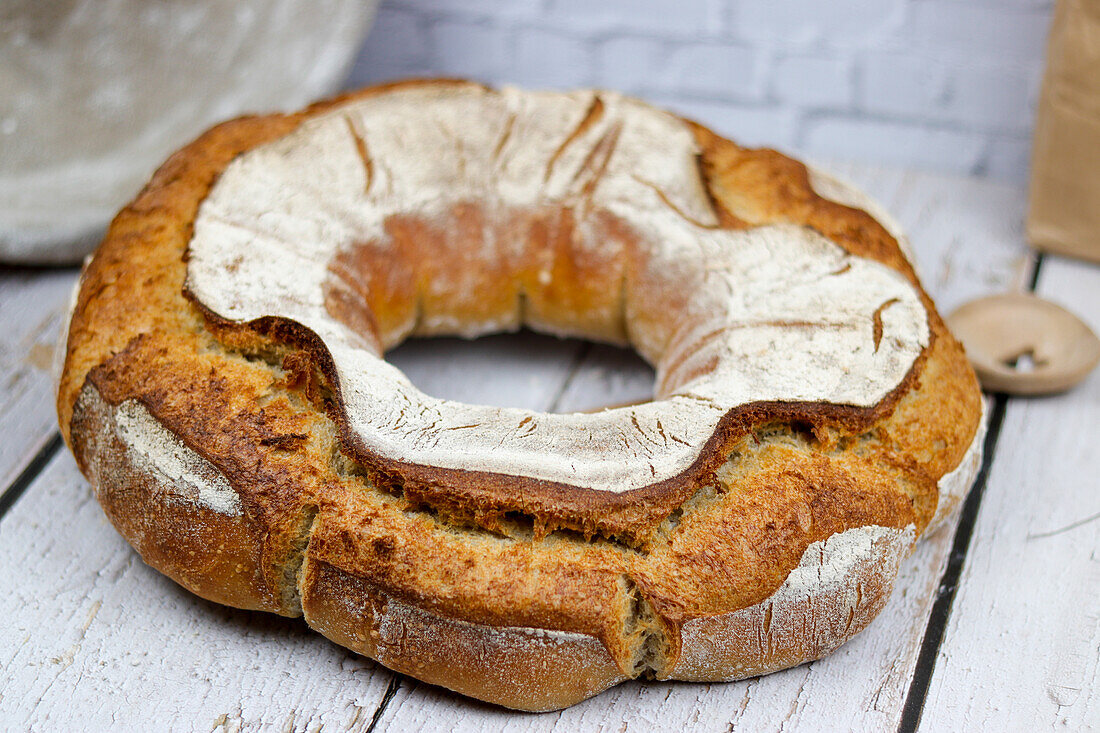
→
(366, 678, 403, 733)
(0, 266, 80, 493)
(896, 252, 1044, 733)
(0, 431, 63, 522)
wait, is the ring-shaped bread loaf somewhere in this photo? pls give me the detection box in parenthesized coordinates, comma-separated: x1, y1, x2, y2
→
(57, 80, 984, 711)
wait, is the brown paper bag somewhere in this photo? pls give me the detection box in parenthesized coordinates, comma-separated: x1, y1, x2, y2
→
(1027, 0, 1100, 264)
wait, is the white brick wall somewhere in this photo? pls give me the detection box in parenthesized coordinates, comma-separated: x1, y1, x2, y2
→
(346, 0, 1052, 182)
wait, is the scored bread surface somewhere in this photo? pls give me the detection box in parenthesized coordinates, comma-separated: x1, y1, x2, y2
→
(187, 86, 927, 495)
(57, 80, 984, 711)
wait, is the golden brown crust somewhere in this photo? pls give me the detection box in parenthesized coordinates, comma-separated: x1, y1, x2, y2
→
(71, 383, 288, 614)
(58, 80, 983, 710)
(662, 523, 914, 682)
(300, 555, 628, 712)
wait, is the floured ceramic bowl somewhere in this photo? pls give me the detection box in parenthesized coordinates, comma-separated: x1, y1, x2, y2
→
(0, 0, 379, 264)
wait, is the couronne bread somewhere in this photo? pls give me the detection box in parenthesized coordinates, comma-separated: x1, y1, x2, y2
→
(57, 80, 984, 711)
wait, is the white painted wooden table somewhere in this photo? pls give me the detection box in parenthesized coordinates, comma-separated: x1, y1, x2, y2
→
(2, 162, 1097, 732)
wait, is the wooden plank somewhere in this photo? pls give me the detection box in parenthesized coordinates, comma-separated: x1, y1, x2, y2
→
(0, 453, 396, 731)
(0, 267, 79, 491)
(918, 256, 1100, 730)
(371, 165, 1034, 731)
(387, 331, 585, 411)
(552, 343, 654, 413)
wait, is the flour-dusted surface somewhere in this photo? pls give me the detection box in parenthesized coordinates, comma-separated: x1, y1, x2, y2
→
(1, 163, 1067, 731)
(110, 397, 242, 517)
(187, 85, 929, 495)
(672, 524, 915, 681)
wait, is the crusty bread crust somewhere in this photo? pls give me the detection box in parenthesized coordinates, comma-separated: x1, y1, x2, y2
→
(300, 555, 629, 712)
(58, 80, 983, 710)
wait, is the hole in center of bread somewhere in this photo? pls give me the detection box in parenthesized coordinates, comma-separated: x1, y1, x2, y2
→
(385, 329, 655, 414)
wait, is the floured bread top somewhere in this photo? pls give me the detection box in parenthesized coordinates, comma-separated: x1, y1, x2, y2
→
(186, 84, 929, 495)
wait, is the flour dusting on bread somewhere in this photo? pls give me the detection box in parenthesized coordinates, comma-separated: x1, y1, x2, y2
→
(670, 524, 914, 680)
(113, 399, 242, 517)
(187, 85, 930, 495)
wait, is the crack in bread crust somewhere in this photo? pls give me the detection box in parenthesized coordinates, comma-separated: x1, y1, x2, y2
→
(57, 79, 985, 711)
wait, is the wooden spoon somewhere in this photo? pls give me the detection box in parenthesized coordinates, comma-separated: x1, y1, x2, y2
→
(946, 293, 1100, 395)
